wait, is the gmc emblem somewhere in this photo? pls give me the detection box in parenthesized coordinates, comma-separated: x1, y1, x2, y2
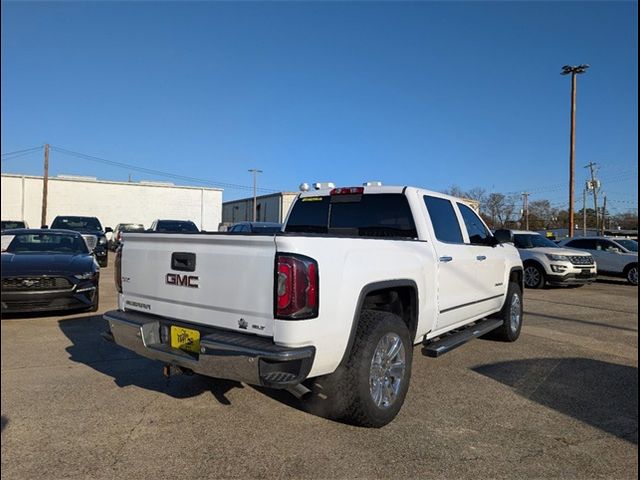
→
(166, 273, 199, 288)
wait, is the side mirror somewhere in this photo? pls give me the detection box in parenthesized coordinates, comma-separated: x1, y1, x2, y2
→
(105, 227, 113, 233)
(494, 229, 514, 244)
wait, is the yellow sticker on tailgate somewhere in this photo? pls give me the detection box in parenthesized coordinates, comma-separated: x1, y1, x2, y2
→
(170, 326, 201, 354)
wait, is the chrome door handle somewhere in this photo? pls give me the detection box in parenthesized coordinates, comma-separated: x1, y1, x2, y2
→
(439, 256, 453, 263)
(476, 255, 487, 261)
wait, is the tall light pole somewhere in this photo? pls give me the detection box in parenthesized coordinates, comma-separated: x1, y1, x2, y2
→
(561, 64, 589, 237)
(248, 168, 263, 222)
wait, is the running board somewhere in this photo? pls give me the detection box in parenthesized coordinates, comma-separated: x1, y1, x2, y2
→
(422, 318, 503, 358)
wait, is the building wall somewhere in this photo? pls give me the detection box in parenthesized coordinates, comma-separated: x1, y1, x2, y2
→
(1, 174, 222, 231)
(222, 192, 298, 224)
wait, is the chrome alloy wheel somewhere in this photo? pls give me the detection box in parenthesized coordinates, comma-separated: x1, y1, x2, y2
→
(510, 292, 522, 334)
(628, 266, 638, 286)
(369, 333, 406, 409)
(524, 266, 541, 288)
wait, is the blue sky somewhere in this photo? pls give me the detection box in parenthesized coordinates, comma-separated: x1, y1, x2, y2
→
(1, 1, 637, 212)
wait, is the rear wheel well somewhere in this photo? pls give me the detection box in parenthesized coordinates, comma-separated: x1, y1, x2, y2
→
(361, 286, 418, 339)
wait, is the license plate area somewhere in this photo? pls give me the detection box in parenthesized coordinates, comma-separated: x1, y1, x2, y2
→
(170, 325, 201, 354)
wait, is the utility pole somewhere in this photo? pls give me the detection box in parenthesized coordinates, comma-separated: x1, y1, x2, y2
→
(585, 161, 599, 233)
(41, 144, 50, 227)
(248, 169, 263, 222)
(521, 192, 530, 230)
(582, 188, 587, 237)
(561, 64, 590, 237)
(601, 195, 607, 236)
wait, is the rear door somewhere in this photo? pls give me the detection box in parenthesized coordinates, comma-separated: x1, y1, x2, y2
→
(422, 195, 487, 331)
(120, 233, 277, 336)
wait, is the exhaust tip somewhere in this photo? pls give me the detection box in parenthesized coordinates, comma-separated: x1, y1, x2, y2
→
(286, 383, 312, 400)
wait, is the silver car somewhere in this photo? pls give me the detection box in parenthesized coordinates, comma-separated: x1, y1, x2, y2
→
(557, 237, 638, 285)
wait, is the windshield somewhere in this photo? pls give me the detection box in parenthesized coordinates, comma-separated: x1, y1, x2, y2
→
(51, 217, 102, 232)
(514, 234, 559, 249)
(252, 224, 282, 233)
(121, 224, 145, 232)
(156, 221, 199, 233)
(614, 239, 638, 252)
(3, 233, 89, 254)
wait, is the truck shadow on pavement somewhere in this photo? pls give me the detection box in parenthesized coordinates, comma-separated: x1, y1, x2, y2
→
(473, 358, 638, 444)
(58, 314, 243, 404)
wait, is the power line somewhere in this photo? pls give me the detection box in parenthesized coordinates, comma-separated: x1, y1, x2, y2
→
(49, 145, 281, 193)
(1, 146, 43, 158)
(0, 150, 43, 162)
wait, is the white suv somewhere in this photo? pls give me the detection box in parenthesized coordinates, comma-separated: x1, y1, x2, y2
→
(512, 230, 597, 288)
(557, 237, 638, 286)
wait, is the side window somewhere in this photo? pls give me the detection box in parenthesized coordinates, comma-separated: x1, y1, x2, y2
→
(599, 240, 621, 253)
(457, 203, 490, 245)
(568, 239, 596, 250)
(424, 196, 464, 244)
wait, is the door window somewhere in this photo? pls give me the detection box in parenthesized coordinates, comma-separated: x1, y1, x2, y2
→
(457, 203, 491, 245)
(567, 239, 597, 250)
(424, 196, 463, 243)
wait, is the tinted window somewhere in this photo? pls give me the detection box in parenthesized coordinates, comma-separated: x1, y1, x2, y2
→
(52, 217, 102, 231)
(424, 196, 463, 243)
(155, 221, 199, 233)
(286, 197, 331, 233)
(286, 194, 417, 239)
(4, 233, 88, 254)
(566, 239, 597, 250)
(457, 203, 490, 245)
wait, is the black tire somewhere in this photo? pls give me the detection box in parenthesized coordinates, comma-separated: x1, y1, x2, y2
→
(624, 263, 638, 286)
(523, 263, 546, 289)
(98, 258, 108, 268)
(304, 310, 412, 428)
(486, 282, 523, 342)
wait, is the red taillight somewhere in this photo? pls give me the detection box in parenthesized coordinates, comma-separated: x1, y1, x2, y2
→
(330, 186, 364, 195)
(275, 254, 319, 320)
(114, 246, 123, 293)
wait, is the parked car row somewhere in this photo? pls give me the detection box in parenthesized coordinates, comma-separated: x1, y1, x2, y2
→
(506, 230, 637, 287)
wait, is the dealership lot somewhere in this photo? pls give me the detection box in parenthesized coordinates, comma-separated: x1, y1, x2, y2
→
(1, 266, 637, 480)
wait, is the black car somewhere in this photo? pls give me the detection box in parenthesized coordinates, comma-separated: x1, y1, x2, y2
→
(109, 223, 145, 251)
(1, 229, 100, 313)
(149, 219, 200, 233)
(227, 222, 283, 234)
(50, 216, 112, 267)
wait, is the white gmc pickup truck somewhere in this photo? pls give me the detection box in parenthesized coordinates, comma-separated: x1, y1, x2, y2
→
(104, 184, 524, 427)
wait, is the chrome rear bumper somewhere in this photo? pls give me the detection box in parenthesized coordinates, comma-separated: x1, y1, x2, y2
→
(102, 310, 315, 388)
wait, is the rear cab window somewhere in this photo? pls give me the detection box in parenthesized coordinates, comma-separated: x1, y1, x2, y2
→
(285, 193, 417, 239)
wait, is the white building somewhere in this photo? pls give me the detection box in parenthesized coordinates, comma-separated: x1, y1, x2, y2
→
(222, 192, 298, 225)
(1, 173, 223, 231)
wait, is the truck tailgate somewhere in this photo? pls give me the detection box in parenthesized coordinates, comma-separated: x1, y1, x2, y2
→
(120, 234, 277, 336)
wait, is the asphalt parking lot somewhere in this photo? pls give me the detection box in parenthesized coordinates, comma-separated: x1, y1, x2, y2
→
(1, 263, 638, 480)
